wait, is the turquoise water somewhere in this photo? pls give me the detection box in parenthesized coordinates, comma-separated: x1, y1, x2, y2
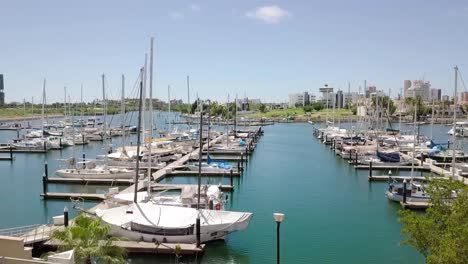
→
(0, 120, 436, 263)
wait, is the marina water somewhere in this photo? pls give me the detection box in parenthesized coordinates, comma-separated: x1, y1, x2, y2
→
(2, 116, 453, 263)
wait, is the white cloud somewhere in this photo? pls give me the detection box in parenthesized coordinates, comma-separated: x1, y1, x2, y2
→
(245, 5, 291, 24)
(190, 4, 201, 12)
(169, 11, 184, 20)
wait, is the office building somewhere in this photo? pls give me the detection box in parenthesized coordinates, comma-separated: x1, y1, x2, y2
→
(406, 80, 431, 101)
(319, 85, 334, 108)
(288, 92, 310, 108)
(335, 90, 344, 109)
(404, 80, 411, 98)
(430, 88, 442, 101)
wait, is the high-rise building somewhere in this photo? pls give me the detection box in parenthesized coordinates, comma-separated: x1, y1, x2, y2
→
(442, 95, 450, 102)
(404, 80, 412, 98)
(430, 88, 442, 101)
(0, 74, 4, 106)
(335, 90, 344, 109)
(319, 84, 334, 108)
(406, 80, 431, 101)
(288, 92, 310, 108)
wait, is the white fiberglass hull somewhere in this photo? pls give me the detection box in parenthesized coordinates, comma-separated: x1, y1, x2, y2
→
(55, 169, 134, 179)
(96, 202, 252, 244)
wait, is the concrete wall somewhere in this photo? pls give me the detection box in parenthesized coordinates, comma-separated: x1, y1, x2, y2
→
(0, 235, 32, 260)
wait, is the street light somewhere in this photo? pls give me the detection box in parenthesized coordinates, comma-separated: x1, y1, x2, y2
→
(273, 213, 285, 264)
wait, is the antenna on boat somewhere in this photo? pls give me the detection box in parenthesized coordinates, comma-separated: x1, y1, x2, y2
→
(134, 68, 144, 203)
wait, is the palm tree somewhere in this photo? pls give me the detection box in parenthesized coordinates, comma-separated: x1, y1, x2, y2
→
(50, 214, 126, 264)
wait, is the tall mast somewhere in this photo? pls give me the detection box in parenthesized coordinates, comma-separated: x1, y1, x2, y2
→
(70, 96, 75, 159)
(387, 88, 390, 129)
(64, 87, 67, 118)
(452, 66, 458, 180)
(430, 98, 434, 140)
(142, 55, 147, 148)
(147, 37, 154, 198)
(187, 75, 191, 128)
(41, 79, 46, 138)
(23, 98, 26, 128)
(80, 85, 83, 126)
(207, 100, 211, 162)
(411, 103, 417, 178)
(121, 75, 126, 152)
(234, 94, 237, 136)
(134, 68, 144, 203)
(168, 85, 171, 132)
(102, 74, 108, 169)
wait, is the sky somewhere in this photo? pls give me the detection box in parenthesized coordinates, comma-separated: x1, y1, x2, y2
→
(1, 0, 468, 104)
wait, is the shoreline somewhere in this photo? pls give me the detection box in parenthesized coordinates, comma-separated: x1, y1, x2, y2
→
(0, 114, 64, 122)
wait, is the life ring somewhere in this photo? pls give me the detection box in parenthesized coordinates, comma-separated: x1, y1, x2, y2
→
(215, 203, 221, 210)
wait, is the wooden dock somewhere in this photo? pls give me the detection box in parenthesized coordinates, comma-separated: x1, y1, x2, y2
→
(40, 192, 106, 200)
(168, 170, 240, 177)
(152, 183, 234, 191)
(368, 176, 428, 182)
(355, 165, 430, 171)
(0, 149, 48, 153)
(400, 200, 429, 210)
(20, 224, 205, 255)
(46, 177, 134, 185)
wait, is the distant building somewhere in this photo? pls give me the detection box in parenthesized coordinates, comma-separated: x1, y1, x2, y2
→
(319, 84, 334, 108)
(460, 92, 468, 104)
(430, 88, 442, 101)
(236, 98, 261, 110)
(404, 80, 412, 98)
(406, 80, 431, 101)
(365, 85, 377, 98)
(309, 94, 316, 104)
(0, 74, 4, 106)
(288, 92, 309, 108)
(442, 95, 450, 102)
(335, 90, 344, 109)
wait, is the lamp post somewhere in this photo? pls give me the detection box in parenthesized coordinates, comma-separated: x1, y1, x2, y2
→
(273, 213, 285, 264)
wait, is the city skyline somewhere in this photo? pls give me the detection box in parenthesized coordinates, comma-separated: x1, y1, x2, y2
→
(1, 0, 468, 103)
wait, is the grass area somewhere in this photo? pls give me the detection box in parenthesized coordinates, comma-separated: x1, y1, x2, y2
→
(0, 107, 62, 118)
(242, 108, 353, 119)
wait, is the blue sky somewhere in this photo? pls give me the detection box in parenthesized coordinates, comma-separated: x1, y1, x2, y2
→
(1, 0, 468, 103)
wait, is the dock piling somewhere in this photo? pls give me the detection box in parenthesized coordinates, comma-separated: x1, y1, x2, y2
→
(368, 161, 373, 180)
(9, 146, 13, 161)
(403, 179, 407, 204)
(230, 170, 233, 187)
(44, 162, 48, 178)
(42, 172, 48, 195)
(64, 207, 69, 227)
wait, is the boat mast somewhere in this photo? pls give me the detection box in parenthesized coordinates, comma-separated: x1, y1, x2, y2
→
(102, 74, 108, 169)
(70, 96, 75, 159)
(41, 79, 46, 138)
(134, 68, 144, 203)
(64, 87, 67, 119)
(207, 100, 211, 162)
(147, 37, 154, 198)
(121, 75, 126, 153)
(187, 75, 190, 129)
(430, 98, 434, 140)
(142, 55, 147, 150)
(196, 106, 203, 248)
(452, 66, 458, 180)
(168, 85, 171, 132)
(387, 88, 390, 129)
(411, 103, 417, 178)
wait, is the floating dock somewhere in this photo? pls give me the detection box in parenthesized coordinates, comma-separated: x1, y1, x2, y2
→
(40, 192, 106, 200)
(46, 177, 134, 185)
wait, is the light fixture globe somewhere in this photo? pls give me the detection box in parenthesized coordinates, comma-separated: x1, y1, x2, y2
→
(273, 213, 285, 223)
